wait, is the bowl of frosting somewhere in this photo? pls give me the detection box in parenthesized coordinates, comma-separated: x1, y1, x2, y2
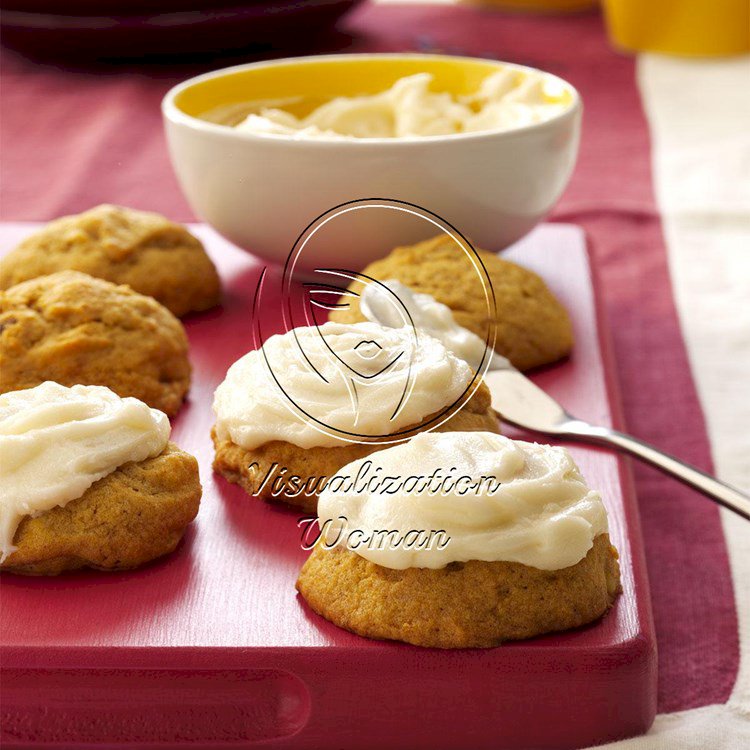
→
(163, 54, 581, 267)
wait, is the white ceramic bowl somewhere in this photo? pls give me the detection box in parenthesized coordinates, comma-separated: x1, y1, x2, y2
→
(162, 53, 581, 269)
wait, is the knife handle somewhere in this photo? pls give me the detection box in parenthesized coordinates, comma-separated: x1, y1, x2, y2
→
(563, 421, 750, 521)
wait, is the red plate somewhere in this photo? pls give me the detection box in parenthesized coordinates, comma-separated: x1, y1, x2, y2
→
(0, 1, 364, 59)
(0, 222, 656, 749)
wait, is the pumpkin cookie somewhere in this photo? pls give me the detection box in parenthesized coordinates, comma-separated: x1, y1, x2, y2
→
(0, 382, 201, 576)
(212, 380, 499, 513)
(296, 432, 620, 647)
(298, 534, 620, 648)
(212, 322, 500, 512)
(2, 443, 201, 576)
(0, 204, 221, 317)
(0, 271, 191, 416)
(329, 234, 573, 371)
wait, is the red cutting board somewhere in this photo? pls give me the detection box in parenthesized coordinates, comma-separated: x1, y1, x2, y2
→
(0, 222, 656, 750)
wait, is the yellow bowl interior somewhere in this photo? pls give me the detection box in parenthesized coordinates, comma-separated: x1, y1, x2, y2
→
(173, 56, 573, 123)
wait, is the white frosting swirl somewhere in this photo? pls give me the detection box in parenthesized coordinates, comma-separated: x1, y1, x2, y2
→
(234, 70, 568, 140)
(360, 279, 511, 373)
(213, 322, 474, 450)
(0, 382, 170, 562)
(317, 431, 609, 571)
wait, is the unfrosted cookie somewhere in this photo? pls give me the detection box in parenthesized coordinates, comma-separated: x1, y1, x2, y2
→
(212, 381, 499, 513)
(0, 271, 191, 415)
(0, 204, 221, 317)
(297, 534, 621, 648)
(1, 443, 201, 576)
(330, 234, 573, 371)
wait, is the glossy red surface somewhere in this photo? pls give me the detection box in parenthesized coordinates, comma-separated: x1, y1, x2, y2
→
(0, 1, 364, 59)
(0, 222, 656, 749)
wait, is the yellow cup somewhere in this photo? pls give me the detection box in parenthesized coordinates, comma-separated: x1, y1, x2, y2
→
(602, 0, 750, 56)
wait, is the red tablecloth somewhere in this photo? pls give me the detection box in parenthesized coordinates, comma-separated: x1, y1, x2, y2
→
(0, 3, 738, 713)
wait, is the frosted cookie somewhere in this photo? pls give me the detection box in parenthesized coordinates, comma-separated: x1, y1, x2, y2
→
(0, 382, 201, 575)
(0, 271, 191, 416)
(0, 204, 221, 317)
(212, 322, 500, 512)
(296, 432, 621, 648)
(329, 234, 573, 371)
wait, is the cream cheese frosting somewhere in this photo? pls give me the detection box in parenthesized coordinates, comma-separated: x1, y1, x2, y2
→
(0, 381, 170, 562)
(213, 322, 474, 450)
(234, 70, 569, 140)
(317, 431, 609, 571)
(359, 278, 510, 373)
